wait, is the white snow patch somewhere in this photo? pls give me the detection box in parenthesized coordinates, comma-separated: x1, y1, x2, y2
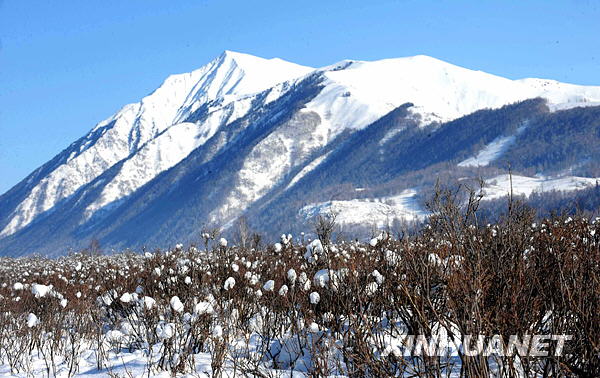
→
(31, 284, 52, 298)
(286, 151, 332, 190)
(459, 125, 527, 167)
(482, 174, 599, 199)
(548, 101, 600, 112)
(379, 126, 406, 146)
(26, 313, 39, 328)
(300, 189, 428, 228)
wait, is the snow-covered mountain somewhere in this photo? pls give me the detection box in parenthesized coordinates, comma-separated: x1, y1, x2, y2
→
(2, 51, 600, 256)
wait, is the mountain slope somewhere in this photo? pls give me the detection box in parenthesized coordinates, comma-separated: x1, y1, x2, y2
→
(0, 51, 313, 237)
(247, 99, 600, 234)
(2, 51, 600, 256)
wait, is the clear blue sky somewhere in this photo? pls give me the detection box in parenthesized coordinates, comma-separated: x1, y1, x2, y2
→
(1, 0, 599, 194)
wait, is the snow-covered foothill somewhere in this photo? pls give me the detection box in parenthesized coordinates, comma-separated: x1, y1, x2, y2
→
(300, 189, 428, 228)
(482, 174, 600, 200)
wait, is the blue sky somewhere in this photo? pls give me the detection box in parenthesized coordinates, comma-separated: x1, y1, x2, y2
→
(1, 0, 599, 194)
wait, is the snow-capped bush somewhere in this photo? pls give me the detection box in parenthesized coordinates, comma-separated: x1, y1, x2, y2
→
(212, 325, 223, 338)
(194, 301, 214, 315)
(143, 296, 156, 310)
(365, 282, 378, 296)
(427, 253, 443, 267)
(278, 284, 288, 296)
(313, 269, 330, 288)
(304, 239, 324, 263)
(0, 212, 597, 377)
(263, 280, 275, 292)
(287, 268, 297, 284)
(170, 296, 184, 313)
(156, 322, 175, 340)
(224, 277, 236, 290)
(26, 313, 39, 328)
(371, 269, 384, 285)
(31, 283, 52, 298)
(119, 292, 133, 303)
(309, 291, 320, 304)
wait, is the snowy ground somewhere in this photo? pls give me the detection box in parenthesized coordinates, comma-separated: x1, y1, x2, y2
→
(0, 348, 307, 377)
(482, 174, 599, 200)
(0, 348, 205, 377)
(299, 174, 599, 229)
(299, 189, 428, 228)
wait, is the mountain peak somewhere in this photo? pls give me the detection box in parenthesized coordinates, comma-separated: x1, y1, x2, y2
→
(218, 49, 263, 65)
(197, 50, 313, 100)
(217, 50, 313, 72)
(220, 49, 259, 59)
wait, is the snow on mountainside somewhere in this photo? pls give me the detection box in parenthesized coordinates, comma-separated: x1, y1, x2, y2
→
(458, 124, 527, 167)
(303, 55, 600, 139)
(2, 51, 600, 247)
(203, 56, 600, 227)
(299, 190, 428, 228)
(482, 174, 600, 200)
(299, 176, 600, 230)
(209, 110, 327, 224)
(458, 134, 517, 168)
